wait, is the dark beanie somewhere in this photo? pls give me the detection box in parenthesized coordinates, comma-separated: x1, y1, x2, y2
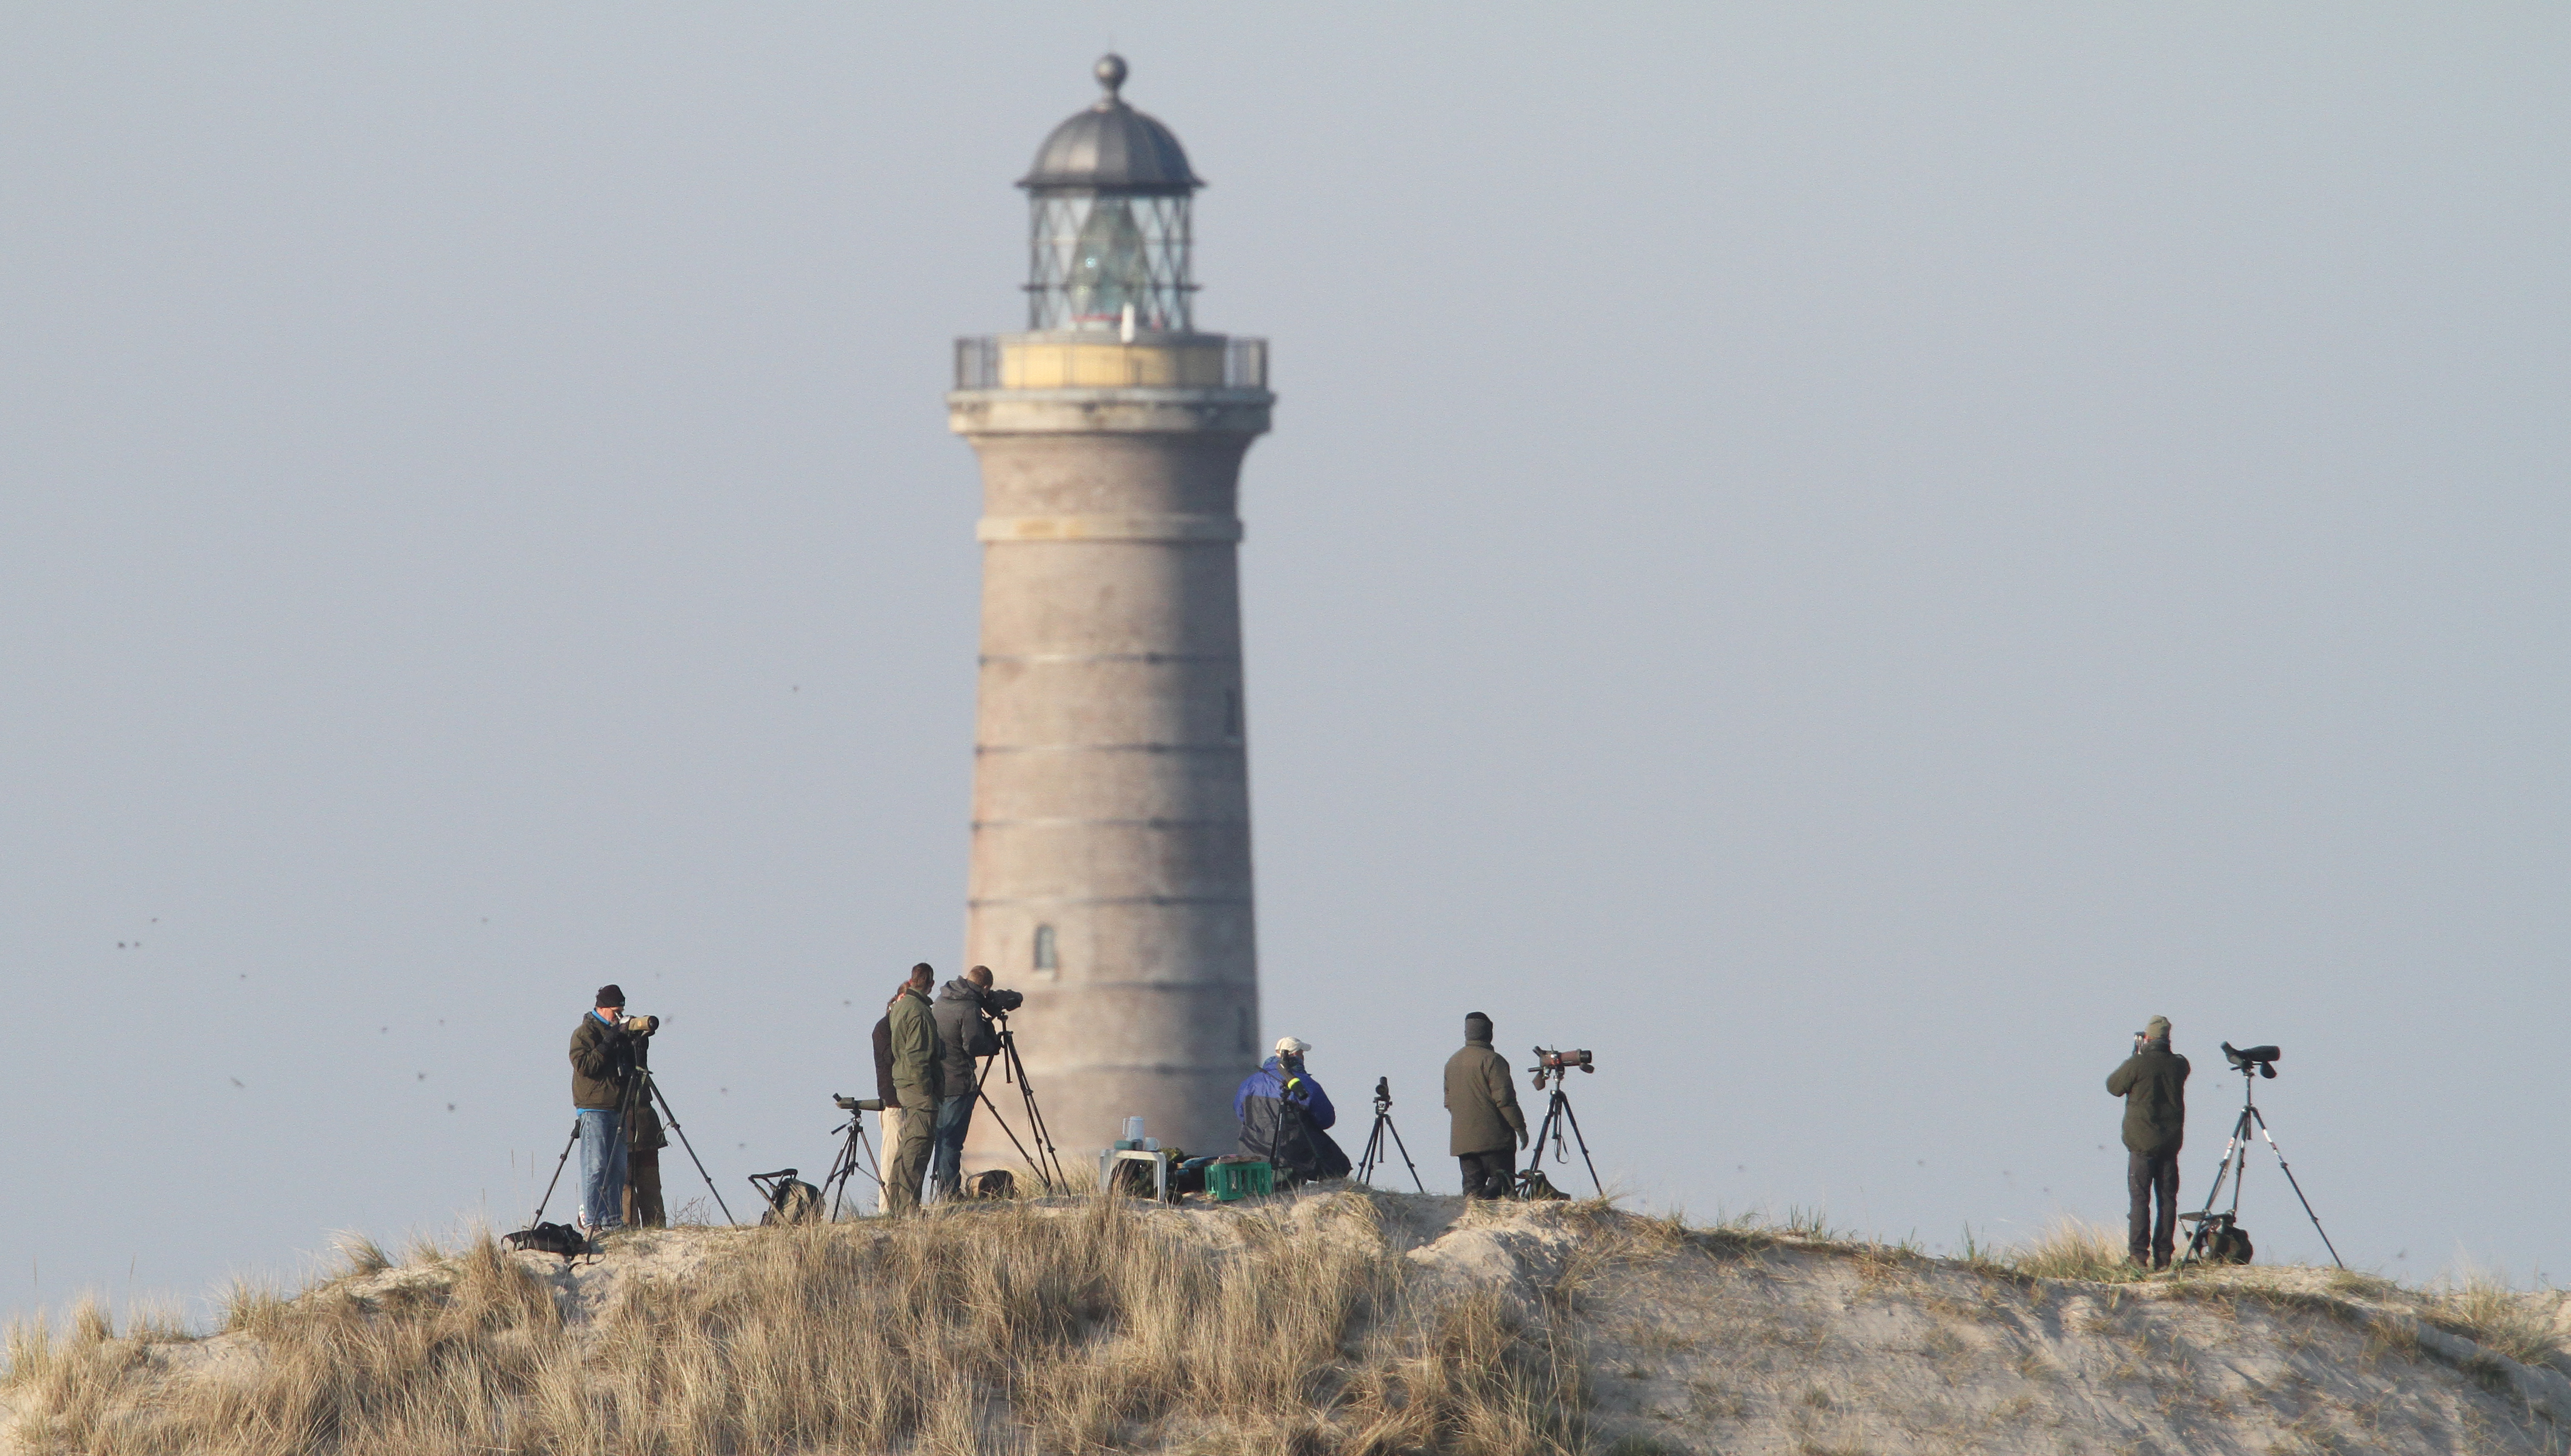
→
(595, 984, 625, 1008)
(1465, 1011, 1493, 1042)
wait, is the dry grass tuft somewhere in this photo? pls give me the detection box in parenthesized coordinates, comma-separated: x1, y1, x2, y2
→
(2003, 1218, 2147, 1284)
(2425, 1271, 2561, 1367)
(6, 1195, 1596, 1455)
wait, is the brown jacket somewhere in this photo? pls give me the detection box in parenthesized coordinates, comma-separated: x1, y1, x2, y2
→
(1444, 1039, 1526, 1155)
(569, 1011, 630, 1110)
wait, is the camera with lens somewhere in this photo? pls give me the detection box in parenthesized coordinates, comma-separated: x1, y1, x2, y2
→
(833, 1094, 885, 1113)
(985, 987, 1025, 1015)
(2222, 1042, 2280, 1078)
(620, 1014, 661, 1037)
(1529, 1046, 1594, 1089)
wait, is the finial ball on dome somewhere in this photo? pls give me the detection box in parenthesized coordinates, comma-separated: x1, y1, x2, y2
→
(1095, 53, 1128, 99)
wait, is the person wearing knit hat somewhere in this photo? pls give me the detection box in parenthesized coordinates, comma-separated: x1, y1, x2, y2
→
(1444, 1011, 1526, 1199)
(568, 984, 637, 1238)
(2107, 1015, 2191, 1269)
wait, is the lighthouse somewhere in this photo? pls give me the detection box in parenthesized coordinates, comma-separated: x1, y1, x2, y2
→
(949, 56, 1273, 1165)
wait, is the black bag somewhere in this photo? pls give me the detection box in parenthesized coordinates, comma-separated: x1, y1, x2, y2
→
(966, 1169, 1017, 1200)
(504, 1223, 589, 1260)
(1513, 1169, 1570, 1202)
(748, 1168, 824, 1226)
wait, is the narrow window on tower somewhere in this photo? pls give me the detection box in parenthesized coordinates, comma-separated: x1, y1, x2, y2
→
(1222, 688, 1243, 742)
(1236, 1006, 1255, 1054)
(1033, 923, 1059, 976)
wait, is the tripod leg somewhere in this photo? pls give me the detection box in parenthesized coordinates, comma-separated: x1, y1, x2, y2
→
(822, 1121, 859, 1221)
(648, 1077, 738, 1226)
(973, 1080, 1053, 1195)
(1384, 1116, 1426, 1194)
(1001, 1032, 1067, 1192)
(2178, 1109, 2252, 1265)
(531, 1121, 579, 1227)
(2250, 1109, 2345, 1270)
(1555, 1094, 1602, 1198)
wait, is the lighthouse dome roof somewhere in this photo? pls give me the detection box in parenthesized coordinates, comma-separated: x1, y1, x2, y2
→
(1018, 55, 1202, 197)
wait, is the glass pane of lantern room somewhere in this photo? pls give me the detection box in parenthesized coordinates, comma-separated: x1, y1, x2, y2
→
(1067, 198, 1151, 328)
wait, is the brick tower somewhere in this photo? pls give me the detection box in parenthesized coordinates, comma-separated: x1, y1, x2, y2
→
(947, 56, 1273, 1166)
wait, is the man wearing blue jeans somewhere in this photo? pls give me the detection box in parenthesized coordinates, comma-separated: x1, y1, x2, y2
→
(568, 984, 635, 1237)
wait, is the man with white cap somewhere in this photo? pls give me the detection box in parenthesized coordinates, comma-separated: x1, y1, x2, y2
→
(1232, 1035, 1350, 1184)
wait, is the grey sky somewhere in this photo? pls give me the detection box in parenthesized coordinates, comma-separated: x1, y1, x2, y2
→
(3, 6, 2565, 1328)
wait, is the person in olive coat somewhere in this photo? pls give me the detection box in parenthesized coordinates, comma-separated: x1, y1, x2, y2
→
(2107, 1015, 2190, 1268)
(1444, 1011, 1527, 1199)
(883, 963, 944, 1215)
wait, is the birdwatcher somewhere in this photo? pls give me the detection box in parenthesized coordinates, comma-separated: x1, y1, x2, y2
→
(2107, 1014, 2190, 1269)
(883, 963, 944, 1215)
(568, 984, 635, 1237)
(1444, 1011, 1527, 1199)
(620, 1027, 668, 1228)
(930, 965, 1005, 1199)
(1234, 1035, 1351, 1184)
(869, 987, 906, 1215)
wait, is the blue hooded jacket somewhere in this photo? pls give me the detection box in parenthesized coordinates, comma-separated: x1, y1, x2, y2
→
(1233, 1055, 1349, 1182)
(1234, 1056, 1335, 1129)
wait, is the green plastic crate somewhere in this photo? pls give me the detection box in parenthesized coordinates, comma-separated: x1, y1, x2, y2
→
(1206, 1160, 1274, 1202)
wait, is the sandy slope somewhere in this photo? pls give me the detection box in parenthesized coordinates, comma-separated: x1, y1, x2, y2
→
(7, 1193, 2568, 1454)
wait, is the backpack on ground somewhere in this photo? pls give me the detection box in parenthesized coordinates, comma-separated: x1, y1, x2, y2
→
(504, 1223, 589, 1261)
(966, 1168, 1017, 1200)
(1513, 1169, 1570, 1202)
(748, 1168, 824, 1225)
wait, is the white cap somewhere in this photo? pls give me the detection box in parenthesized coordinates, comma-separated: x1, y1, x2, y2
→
(1273, 1035, 1311, 1057)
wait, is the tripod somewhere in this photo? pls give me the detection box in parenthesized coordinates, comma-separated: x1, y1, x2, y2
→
(1523, 1082, 1601, 1198)
(1355, 1077, 1425, 1192)
(821, 1097, 884, 1220)
(2177, 1059, 2341, 1269)
(969, 1012, 1067, 1193)
(629, 1063, 738, 1226)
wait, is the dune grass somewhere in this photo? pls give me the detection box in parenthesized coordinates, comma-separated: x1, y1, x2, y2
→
(3, 1191, 1588, 1456)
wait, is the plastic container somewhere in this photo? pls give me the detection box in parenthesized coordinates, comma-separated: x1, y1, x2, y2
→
(1123, 1116, 1147, 1141)
(1206, 1161, 1275, 1202)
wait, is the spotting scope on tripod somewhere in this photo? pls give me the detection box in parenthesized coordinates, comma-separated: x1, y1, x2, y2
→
(2177, 1041, 2342, 1269)
(820, 1095, 885, 1220)
(1519, 1046, 1602, 1198)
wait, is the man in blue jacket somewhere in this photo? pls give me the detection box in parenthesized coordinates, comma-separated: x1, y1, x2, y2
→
(1233, 1035, 1350, 1184)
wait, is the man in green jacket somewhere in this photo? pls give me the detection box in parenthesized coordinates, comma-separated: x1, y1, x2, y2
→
(2107, 1015, 2190, 1269)
(883, 963, 944, 1215)
(1444, 1011, 1527, 1199)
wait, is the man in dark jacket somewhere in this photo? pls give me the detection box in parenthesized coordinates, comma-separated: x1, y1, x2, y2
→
(930, 966, 1004, 1199)
(1444, 1011, 1527, 1199)
(2107, 1015, 2190, 1269)
(883, 963, 944, 1215)
(1234, 1036, 1350, 1184)
(568, 984, 636, 1235)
